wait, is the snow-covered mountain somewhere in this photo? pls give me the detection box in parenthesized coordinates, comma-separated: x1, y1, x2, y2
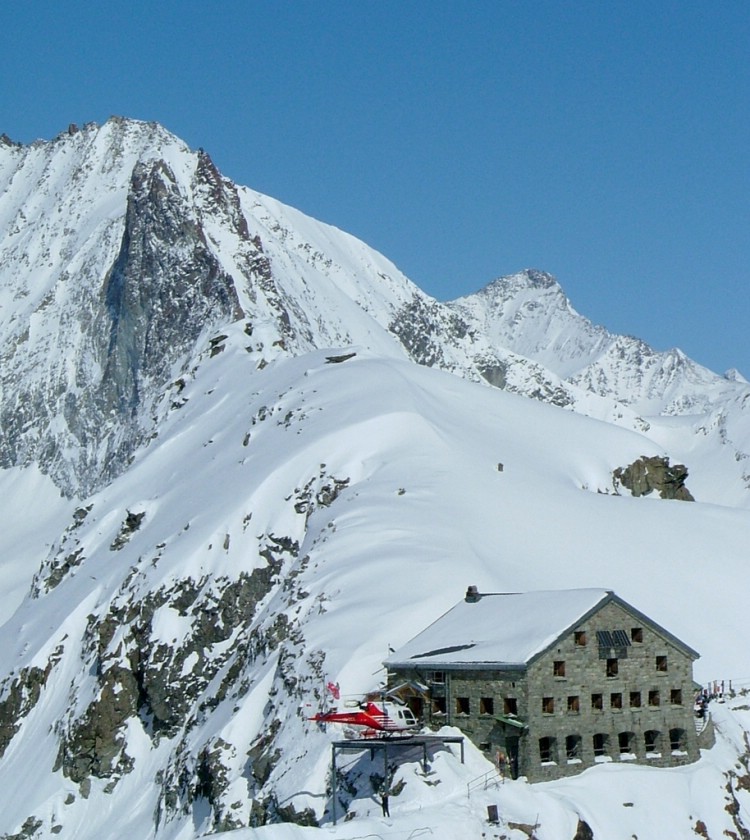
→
(2, 118, 750, 839)
(452, 268, 743, 413)
(4, 118, 750, 502)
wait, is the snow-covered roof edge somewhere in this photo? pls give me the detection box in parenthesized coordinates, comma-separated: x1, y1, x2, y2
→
(384, 588, 700, 672)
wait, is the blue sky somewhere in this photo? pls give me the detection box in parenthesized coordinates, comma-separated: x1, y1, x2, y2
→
(2, 1, 748, 374)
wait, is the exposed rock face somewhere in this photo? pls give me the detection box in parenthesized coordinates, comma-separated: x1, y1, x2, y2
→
(389, 293, 470, 369)
(21, 442, 339, 830)
(0, 124, 255, 497)
(573, 819, 595, 840)
(99, 158, 244, 418)
(54, 557, 286, 788)
(0, 661, 59, 760)
(86, 154, 249, 491)
(613, 456, 695, 501)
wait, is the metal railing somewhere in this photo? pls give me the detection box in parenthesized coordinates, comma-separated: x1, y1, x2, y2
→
(467, 767, 504, 797)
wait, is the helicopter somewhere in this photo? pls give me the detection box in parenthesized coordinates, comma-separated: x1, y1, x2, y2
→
(309, 685, 419, 737)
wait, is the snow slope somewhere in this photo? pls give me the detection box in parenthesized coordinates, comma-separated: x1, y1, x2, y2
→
(2, 119, 750, 839)
(2, 325, 750, 838)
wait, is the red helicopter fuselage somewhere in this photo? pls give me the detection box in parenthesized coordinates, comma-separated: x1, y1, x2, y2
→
(310, 700, 418, 735)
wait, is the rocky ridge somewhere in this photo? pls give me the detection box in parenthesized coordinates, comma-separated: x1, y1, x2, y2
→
(4, 119, 750, 502)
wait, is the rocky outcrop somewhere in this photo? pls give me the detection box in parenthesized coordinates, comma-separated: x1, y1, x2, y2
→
(55, 557, 285, 786)
(0, 659, 60, 760)
(389, 294, 471, 369)
(1, 816, 44, 840)
(613, 456, 694, 501)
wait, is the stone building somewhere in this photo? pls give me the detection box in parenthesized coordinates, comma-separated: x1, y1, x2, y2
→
(385, 587, 702, 782)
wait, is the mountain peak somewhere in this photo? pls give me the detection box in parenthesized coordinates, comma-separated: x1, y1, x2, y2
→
(515, 267, 558, 289)
(475, 268, 560, 298)
(725, 367, 748, 384)
(0, 117, 190, 168)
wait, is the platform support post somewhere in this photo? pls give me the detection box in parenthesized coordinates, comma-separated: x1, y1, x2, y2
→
(331, 744, 337, 825)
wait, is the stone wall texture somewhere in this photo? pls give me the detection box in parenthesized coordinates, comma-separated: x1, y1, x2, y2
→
(391, 599, 699, 782)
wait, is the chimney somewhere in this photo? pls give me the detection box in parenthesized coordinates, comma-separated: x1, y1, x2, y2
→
(465, 585, 480, 603)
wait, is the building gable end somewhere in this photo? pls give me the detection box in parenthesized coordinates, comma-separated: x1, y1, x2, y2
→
(608, 595, 699, 661)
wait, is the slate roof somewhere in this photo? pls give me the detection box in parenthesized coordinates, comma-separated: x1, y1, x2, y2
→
(384, 588, 699, 671)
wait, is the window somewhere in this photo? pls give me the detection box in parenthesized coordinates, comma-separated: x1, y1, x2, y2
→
(539, 736, 557, 763)
(566, 734, 582, 760)
(606, 658, 619, 677)
(618, 731, 635, 754)
(669, 728, 687, 751)
(629, 691, 642, 708)
(670, 688, 683, 705)
(648, 690, 660, 707)
(455, 697, 470, 715)
(631, 627, 643, 643)
(479, 741, 491, 752)
(431, 671, 446, 684)
(644, 730, 661, 754)
(542, 696, 555, 715)
(567, 695, 580, 713)
(574, 631, 587, 646)
(504, 697, 518, 715)
(610, 692, 623, 710)
(480, 697, 494, 715)
(591, 693, 603, 711)
(656, 655, 668, 672)
(554, 660, 566, 677)
(432, 697, 446, 715)
(593, 733, 609, 757)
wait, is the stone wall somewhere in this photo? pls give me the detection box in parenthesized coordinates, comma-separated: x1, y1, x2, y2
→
(425, 667, 527, 776)
(524, 600, 698, 782)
